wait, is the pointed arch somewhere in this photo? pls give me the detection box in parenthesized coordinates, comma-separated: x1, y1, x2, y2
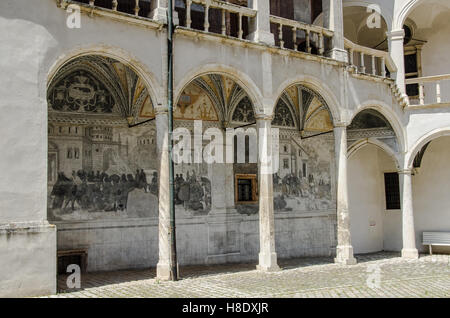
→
(348, 138, 401, 169)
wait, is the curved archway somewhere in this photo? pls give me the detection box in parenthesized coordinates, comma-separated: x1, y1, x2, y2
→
(47, 54, 156, 123)
(174, 64, 264, 117)
(273, 83, 334, 133)
(394, 0, 425, 31)
(174, 72, 257, 125)
(350, 102, 406, 153)
(348, 138, 401, 169)
(347, 107, 405, 254)
(406, 132, 450, 253)
(47, 53, 160, 273)
(46, 45, 163, 107)
(273, 76, 341, 125)
(407, 127, 450, 169)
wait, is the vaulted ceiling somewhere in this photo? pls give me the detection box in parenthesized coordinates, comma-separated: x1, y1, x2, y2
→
(47, 55, 154, 122)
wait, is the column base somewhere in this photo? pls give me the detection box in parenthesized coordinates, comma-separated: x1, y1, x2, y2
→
(257, 252, 280, 272)
(150, 8, 179, 25)
(334, 245, 357, 265)
(401, 248, 419, 259)
(326, 48, 349, 63)
(150, 8, 167, 23)
(156, 261, 179, 280)
(247, 31, 275, 46)
(0, 221, 56, 297)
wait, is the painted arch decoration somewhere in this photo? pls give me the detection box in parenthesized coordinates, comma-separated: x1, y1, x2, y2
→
(47, 55, 155, 122)
(177, 73, 256, 124)
(271, 85, 333, 132)
(47, 55, 159, 222)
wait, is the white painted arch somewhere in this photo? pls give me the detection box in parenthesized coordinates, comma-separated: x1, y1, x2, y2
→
(350, 101, 406, 154)
(348, 138, 401, 169)
(393, 0, 424, 31)
(407, 127, 450, 169)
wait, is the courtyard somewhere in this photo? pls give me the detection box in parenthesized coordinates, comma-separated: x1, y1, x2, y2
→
(49, 252, 450, 298)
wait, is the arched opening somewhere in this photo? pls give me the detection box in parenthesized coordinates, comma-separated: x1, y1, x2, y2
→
(271, 84, 336, 259)
(343, 5, 389, 50)
(173, 72, 261, 264)
(47, 54, 159, 279)
(347, 109, 402, 254)
(410, 135, 450, 254)
(342, 5, 390, 76)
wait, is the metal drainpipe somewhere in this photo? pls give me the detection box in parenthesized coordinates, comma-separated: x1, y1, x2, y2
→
(167, 0, 178, 281)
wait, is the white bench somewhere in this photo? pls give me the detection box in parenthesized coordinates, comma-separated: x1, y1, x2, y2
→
(423, 232, 450, 255)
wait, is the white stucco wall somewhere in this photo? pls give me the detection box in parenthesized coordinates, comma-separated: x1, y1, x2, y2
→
(420, 21, 450, 104)
(412, 136, 450, 253)
(2, 0, 450, 298)
(348, 144, 399, 254)
(0, 1, 57, 297)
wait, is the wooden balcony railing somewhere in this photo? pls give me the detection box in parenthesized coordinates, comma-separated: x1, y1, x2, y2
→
(269, 15, 333, 56)
(344, 38, 396, 78)
(406, 74, 450, 106)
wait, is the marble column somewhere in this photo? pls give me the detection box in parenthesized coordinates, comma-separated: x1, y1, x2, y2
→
(333, 125, 357, 265)
(155, 106, 177, 280)
(398, 169, 419, 259)
(322, 0, 348, 62)
(247, 0, 275, 46)
(256, 116, 280, 272)
(388, 29, 407, 97)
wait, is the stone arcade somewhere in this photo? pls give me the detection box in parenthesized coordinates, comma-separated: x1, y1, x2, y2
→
(1, 0, 450, 297)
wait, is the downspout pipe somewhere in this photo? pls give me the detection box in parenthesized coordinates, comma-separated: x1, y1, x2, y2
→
(167, 0, 178, 281)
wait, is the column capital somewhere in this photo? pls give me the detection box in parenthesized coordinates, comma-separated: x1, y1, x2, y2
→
(398, 169, 413, 175)
(255, 114, 273, 121)
(154, 105, 169, 115)
(387, 29, 405, 41)
(334, 122, 348, 128)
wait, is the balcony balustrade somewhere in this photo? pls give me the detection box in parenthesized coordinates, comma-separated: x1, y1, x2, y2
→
(344, 38, 397, 79)
(406, 74, 450, 106)
(269, 15, 333, 56)
(58, 0, 396, 82)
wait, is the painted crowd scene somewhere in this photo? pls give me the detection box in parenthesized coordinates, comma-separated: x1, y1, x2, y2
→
(50, 169, 158, 213)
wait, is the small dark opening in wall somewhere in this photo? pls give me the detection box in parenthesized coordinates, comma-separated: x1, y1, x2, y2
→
(384, 172, 401, 210)
(58, 255, 82, 275)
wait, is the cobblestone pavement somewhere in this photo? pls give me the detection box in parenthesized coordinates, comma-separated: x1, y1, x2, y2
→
(49, 252, 450, 298)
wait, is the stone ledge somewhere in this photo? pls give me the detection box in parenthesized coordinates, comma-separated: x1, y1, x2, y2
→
(0, 221, 56, 235)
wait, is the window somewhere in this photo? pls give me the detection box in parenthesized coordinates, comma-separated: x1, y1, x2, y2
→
(283, 159, 289, 169)
(235, 174, 258, 203)
(384, 172, 401, 210)
(403, 24, 423, 99)
(405, 53, 419, 97)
